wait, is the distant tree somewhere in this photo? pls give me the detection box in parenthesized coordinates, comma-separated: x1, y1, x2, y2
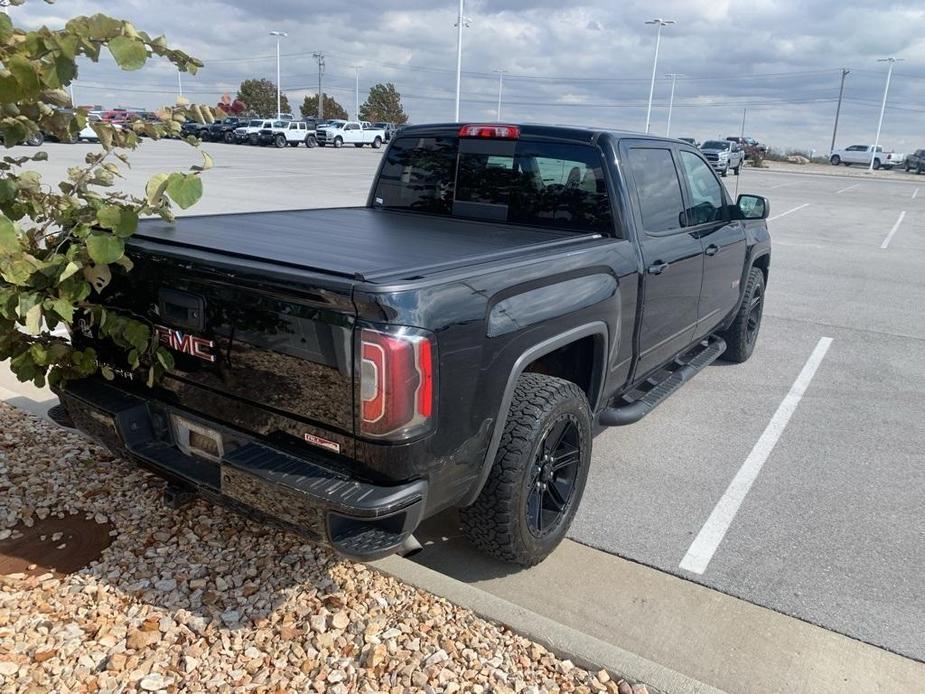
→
(235, 79, 289, 117)
(216, 93, 246, 115)
(359, 83, 408, 124)
(300, 94, 348, 120)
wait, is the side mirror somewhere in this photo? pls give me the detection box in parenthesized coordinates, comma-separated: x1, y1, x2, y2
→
(737, 194, 769, 220)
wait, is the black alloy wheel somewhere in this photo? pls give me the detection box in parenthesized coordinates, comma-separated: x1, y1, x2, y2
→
(526, 415, 582, 537)
(746, 281, 764, 347)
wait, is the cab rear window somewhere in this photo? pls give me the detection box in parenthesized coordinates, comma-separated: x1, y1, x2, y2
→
(373, 136, 612, 234)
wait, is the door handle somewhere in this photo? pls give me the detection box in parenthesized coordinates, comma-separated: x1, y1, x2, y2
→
(647, 262, 670, 275)
(705, 244, 719, 256)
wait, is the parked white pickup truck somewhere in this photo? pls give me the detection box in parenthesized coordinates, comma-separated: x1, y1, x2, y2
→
(830, 144, 904, 170)
(315, 120, 385, 148)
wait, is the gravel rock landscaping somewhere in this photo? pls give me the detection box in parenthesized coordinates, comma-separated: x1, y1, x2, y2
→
(0, 403, 643, 693)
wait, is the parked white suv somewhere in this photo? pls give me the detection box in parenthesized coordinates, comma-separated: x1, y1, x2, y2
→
(830, 144, 903, 170)
(257, 120, 318, 148)
(315, 120, 385, 148)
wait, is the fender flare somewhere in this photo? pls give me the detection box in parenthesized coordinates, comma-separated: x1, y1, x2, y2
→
(459, 321, 609, 506)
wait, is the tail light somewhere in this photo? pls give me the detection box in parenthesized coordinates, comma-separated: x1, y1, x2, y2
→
(458, 124, 520, 139)
(359, 327, 435, 439)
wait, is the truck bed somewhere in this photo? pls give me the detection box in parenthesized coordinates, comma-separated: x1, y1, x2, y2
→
(133, 208, 594, 283)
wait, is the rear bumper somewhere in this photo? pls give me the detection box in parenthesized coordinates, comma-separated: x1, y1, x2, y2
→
(60, 379, 427, 561)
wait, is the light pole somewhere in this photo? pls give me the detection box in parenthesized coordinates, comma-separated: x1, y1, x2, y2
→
(177, 70, 183, 102)
(454, 0, 470, 121)
(644, 18, 674, 134)
(664, 73, 683, 137)
(829, 68, 849, 155)
(270, 31, 287, 118)
(494, 69, 505, 121)
(351, 65, 361, 120)
(869, 57, 901, 172)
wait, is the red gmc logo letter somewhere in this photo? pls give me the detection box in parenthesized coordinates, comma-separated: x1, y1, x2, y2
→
(155, 325, 216, 362)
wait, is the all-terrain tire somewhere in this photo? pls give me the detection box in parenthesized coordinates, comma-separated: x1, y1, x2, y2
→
(460, 374, 592, 566)
(720, 266, 765, 363)
(224, 131, 235, 143)
(372, 136, 383, 149)
(333, 136, 343, 148)
(274, 134, 286, 148)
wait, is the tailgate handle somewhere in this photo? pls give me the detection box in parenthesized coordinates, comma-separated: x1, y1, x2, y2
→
(158, 288, 205, 331)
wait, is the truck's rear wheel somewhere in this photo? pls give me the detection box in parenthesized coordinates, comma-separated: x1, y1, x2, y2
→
(873, 158, 881, 170)
(460, 374, 591, 566)
(720, 266, 765, 363)
(372, 136, 383, 149)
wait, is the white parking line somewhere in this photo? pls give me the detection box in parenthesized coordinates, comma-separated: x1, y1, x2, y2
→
(767, 203, 809, 221)
(913, 188, 919, 199)
(835, 182, 861, 194)
(679, 337, 834, 575)
(880, 210, 906, 249)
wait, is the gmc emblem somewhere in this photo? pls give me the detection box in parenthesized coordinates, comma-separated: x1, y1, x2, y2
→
(155, 325, 216, 362)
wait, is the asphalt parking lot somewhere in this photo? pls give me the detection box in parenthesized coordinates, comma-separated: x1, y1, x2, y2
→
(572, 166, 925, 659)
(7, 140, 925, 670)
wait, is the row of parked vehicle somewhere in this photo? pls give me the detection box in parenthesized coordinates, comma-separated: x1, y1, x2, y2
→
(183, 115, 399, 149)
(675, 136, 767, 177)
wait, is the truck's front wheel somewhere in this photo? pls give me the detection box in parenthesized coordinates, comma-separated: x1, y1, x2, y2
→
(720, 266, 765, 363)
(333, 136, 343, 148)
(460, 374, 591, 566)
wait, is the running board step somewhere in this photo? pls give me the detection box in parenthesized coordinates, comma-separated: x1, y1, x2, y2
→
(598, 336, 726, 427)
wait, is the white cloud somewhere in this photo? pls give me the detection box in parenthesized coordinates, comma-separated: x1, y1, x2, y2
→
(8, 0, 925, 150)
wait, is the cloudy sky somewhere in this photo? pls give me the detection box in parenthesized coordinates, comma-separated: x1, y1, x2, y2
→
(11, 0, 925, 153)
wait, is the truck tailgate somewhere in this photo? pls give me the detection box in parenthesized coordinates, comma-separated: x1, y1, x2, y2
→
(133, 208, 581, 282)
(82, 247, 358, 454)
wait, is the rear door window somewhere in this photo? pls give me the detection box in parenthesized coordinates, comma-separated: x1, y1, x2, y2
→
(626, 148, 686, 233)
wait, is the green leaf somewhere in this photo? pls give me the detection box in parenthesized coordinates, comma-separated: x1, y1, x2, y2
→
(108, 36, 147, 71)
(145, 173, 169, 205)
(49, 298, 75, 323)
(24, 304, 42, 335)
(165, 173, 202, 209)
(123, 321, 150, 352)
(7, 55, 40, 94)
(0, 214, 19, 254)
(97, 205, 138, 237)
(60, 261, 81, 281)
(0, 13, 12, 43)
(86, 234, 125, 265)
(0, 179, 17, 204)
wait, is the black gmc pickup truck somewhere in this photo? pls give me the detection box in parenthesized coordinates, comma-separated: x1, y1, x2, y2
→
(59, 123, 771, 566)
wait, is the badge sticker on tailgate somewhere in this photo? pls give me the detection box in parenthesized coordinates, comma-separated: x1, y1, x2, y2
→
(304, 433, 340, 454)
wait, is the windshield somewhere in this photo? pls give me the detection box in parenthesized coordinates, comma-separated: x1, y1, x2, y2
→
(702, 140, 729, 150)
(373, 136, 612, 234)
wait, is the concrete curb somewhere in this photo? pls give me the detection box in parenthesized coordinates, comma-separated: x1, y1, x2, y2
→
(371, 555, 727, 694)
